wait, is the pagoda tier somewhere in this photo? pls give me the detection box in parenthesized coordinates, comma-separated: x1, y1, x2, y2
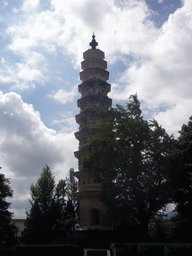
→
(80, 67, 109, 81)
(78, 79, 111, 97)
(74, 35, 112, 230)
(75, 110, 101, 129)
(77, 94, 112, 112)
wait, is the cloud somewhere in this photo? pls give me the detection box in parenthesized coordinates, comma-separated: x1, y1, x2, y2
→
(0, 52, 47, 90)
(21, 0, 40, 12)
(0, 0, 157, 90)
(4, 0, 190, 129)
(0, 91, 78, 217)
(109, 0, 192, 136)
(49, 87, 77, 104)
(0, 91, 78, 177)
(3, 0, 157, 88)
(0, 92, 59, 176)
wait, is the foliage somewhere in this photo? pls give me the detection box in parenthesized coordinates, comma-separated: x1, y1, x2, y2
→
(0, 172, 14, 244)
(111, 243, 192, 256)
(22, 165, 78, 244)
(149, 215, 175, 241)
(172, 116, 192, 241)
(176, 116, 192, 214)
(63, 168, 78, 231)
(3, 244, 83, 254)
(83, 95, 179, 240)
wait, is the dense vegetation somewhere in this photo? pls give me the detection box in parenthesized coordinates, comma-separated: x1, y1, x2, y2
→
(22, 166, 78, 244)
(83, 95, 192, 242)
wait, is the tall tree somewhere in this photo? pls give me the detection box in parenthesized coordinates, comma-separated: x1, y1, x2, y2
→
(23, 165, 66, 244)
(83, 95, 179, 240)
(23, 166, 78, 244)
(64, 168, 78, 231)
(0, 171, 14, 244)
(174, 116, 192, 241)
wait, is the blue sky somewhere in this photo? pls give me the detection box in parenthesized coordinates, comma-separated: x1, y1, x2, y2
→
(0, 0, 191, 218)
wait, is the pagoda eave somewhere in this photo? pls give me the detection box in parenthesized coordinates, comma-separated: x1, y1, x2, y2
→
(75, 127, 100, 141)
(80, 68, 109, 82)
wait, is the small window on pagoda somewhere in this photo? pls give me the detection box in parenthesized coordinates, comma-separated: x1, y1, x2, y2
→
(83, 180, 86, 185)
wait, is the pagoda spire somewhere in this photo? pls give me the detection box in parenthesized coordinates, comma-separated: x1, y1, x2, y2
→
(89, 33, 98, 49)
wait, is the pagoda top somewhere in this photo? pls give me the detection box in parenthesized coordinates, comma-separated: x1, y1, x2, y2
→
(89, 33, 98, 49)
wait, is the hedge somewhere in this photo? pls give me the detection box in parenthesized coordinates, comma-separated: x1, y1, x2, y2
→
(0, 244, 83, 255)
(111, 243, 192, 256)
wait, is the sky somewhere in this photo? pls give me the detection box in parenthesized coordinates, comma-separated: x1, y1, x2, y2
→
(0, 0, 191, 218)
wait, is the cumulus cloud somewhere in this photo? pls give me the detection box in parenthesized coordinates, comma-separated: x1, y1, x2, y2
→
(0, 52, 47, 90)
(49, 87, 77, 104)
(0, 91, 77, 176)
(21, 0, 40, 12)
(0, 91, 78, 217)
(3, 0, 157, 90)
(109, 0, 192, 136)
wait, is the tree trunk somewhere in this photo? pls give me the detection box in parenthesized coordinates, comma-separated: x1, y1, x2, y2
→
(137, 214, 151, 241)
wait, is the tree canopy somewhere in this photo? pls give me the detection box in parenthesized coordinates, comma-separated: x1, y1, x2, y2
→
(0, 172, 14, 243)
(83, 95, 180, 239)
(173, 116, 192, 241)
(23, 165, 78, 244)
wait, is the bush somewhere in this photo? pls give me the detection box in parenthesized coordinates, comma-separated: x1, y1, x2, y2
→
(111, 243, 192, 256)
(138, 244, 165, 256)
(14, 244, 83, 255)
(165, 244, 192, 256)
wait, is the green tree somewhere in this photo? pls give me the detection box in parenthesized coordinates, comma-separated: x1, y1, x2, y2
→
(149, 215, 175, 241)
(0, 171, 14, 244)
(23, 165, 78, 244)
(23, 165, 59, 243)
(174, 116, 192, 241)
(64, 168, 78, 231)
(83, 95, 179, 240)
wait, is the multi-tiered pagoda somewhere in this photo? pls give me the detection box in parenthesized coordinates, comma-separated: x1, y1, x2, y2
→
(74, 35, 112, 230)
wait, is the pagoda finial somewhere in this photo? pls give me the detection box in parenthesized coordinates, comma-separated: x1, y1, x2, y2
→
(90, 33, 98, 49)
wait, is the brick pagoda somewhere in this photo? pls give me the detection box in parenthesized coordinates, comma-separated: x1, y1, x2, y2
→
(74, 35, 112, 230)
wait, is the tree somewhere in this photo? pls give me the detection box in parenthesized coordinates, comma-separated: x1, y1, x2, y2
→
(64, 168, 78, 231)
(0, 172, 14, 244)
(23, 165, 59, 243)
(83, 95, 179, 240)
(23, 165, 78, 244)
(174, 116, 192, 241)
(149, 215, 175, 241)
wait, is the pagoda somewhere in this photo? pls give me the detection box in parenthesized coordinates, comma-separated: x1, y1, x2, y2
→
(74, 35, 112, 230)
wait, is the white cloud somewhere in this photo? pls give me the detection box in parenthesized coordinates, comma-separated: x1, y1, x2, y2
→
(0, 91, 78, 217)
(5, 0, 157, 78)
(109, 0, 192, 136)
(49, 87, 77, 104)
(4, 0, 189, 137)
(154, 98, 192, 136)
(1, 0, 157, 90)
(21, 0, 40, 12)
(0, 52, 47, 90)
